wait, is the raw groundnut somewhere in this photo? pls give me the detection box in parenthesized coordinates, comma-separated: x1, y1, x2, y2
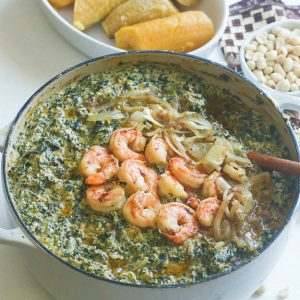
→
(275, 79, 290, 92)
(293, 46, 300, 56)
(247, 60, 256, 70)
(256, 58, 267, 70)
(245, 26, 300, 92)
(283, 58, 294, 72)
(266, 79, 276, 89)
(263, 66, 273, 75)
(266, 50, 277, 60)
(273, 63, 286, 76)
(253, 70, 266, 83)
(290, 83, 299, 91)
(287, 72, 297, 83)
(271, 72, 284, 83)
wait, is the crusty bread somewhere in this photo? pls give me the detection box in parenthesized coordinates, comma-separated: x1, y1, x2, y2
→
(73, 0, 127, 31)
(102, 0, 178, 38)
(175, 0, 199, 6)
(115, 11, 214, 52)
(49, 0, 74, 9)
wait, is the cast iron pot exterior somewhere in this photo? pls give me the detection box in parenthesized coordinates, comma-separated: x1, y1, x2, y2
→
(1, 52, 299, 300)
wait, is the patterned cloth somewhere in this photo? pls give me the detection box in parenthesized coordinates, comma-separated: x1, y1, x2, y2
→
(219, 0, 300, 71)
(219, 0, 300, 140)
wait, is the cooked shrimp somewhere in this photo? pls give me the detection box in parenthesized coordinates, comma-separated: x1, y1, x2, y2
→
(157, 202, 199, 245)
(145, 134, 173, 165)
(196, 197, 221, 227)
(168, 157, 207, 189)
(202, 171, 231, 198)
(109, 129, 146, 162)
(122, 191, 161, 228)
(118, 160, 158, 195)
(86, 182, 126, 213)
(186, 194, 201, 210)
(80, 146, 119, 185)
(158, 172, 188, 200)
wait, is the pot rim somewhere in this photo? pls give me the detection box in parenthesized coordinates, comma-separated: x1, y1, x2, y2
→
(2, 50, 300, 289)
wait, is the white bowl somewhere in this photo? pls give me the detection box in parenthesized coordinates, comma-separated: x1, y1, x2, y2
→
(240, 19, 300, 98)
(39, 0, 228, 58)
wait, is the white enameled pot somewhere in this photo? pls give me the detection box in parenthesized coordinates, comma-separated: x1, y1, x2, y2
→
(0, 52, 300, 300)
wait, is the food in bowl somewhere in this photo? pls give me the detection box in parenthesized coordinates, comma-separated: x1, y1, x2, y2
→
(48, 0, 214, 52)
(115, 11, 214, 52)
(102, 0, 179, 38)
(243, 26, 300, 92)
(7, 63, 294, 285)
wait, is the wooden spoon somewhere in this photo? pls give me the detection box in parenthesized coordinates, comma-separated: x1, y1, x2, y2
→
(247, 151, 300, 175)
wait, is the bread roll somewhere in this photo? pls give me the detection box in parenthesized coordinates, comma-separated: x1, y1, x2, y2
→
(102, 0, 178, 38)
(115, 11, 214, 52)
(175, 0, 199, 6)
(49, 0, 74, 9)
(73, 0, 127, 31)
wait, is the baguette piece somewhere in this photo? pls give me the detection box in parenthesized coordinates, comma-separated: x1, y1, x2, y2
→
(115, 11, 214, 52)
(49, 0, 74, 9)
(73, 0, 127, 31)
(175, 0, 199, 6)
(102, 0, 178, 38)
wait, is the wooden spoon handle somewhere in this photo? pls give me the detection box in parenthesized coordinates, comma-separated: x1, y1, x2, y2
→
(247, 151, 300, 175)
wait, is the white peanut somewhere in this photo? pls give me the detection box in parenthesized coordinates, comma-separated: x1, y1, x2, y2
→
(256, 34, 268, 45)
(290, 83, 299, 91)
(293, 46, 300, 56)
(271, 72, 284, 83)
(276, 37, 285, 50)
(246, 43, 257, 52)
(257, 45, 267, 54)
(275, 79, 290, 92)
(263, 66, 273, 75)
(266, 50, 277, 60)
(256, 58, 267, 70)
(244, 26, 300, 92)
(266, 40, 274, 51)
(247, 60, 256, 70)
(274, 64, 286, 77)
(266, 79, 276, 89)
(289, 36, 300, 46)
(245, 50, 254, 60)
(276, 54, 286, 65)
(293, 64, 300, 77)
(283, 58, 294, 72)
(253, 70, 266, 83)
(287, 72, 297, 83)
(268, 33, 276, 41)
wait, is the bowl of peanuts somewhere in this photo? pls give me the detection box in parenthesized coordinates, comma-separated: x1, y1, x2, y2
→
(240, 19, 300, 97)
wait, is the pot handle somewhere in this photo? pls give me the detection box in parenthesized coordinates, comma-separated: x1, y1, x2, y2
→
(0, 227, 34, 247)
(0, 124, 10, 153)
(0, 125, 35, 248)
(273, 93, 300, 214)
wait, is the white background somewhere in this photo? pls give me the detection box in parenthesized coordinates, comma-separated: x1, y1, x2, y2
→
(0, 0, 299, 299)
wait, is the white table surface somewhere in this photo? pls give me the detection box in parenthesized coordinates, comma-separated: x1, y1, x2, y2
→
(0, 0, 299, 299)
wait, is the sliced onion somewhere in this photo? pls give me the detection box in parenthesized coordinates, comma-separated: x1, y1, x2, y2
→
(249, 172, 273, 202)
(185, 142, 212, 161)
(198, 145, 228, 173)
(225, 152, 252, 167)
(163, 131, 191, 161)
(87, 109, 126, 122)
(179, 113, 213, 137)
